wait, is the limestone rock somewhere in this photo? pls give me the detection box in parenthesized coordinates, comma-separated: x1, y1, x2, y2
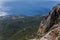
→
(37, 4, 60, 40)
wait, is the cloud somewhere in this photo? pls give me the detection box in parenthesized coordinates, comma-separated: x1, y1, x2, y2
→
(0, 12, 8, 16)
(0, 6, 11, 12)
(0, 1, 8, 16)
(0, 1, 11, 16)
(0, 1, 11, 12)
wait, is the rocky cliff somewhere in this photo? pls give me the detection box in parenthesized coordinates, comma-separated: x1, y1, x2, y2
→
(37, 4, 60, 40)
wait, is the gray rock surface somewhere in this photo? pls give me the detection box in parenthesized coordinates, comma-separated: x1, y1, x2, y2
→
(37, 4, 60, 40)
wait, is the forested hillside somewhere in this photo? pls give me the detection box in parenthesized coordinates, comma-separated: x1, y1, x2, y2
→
(0, 15, 44, 40)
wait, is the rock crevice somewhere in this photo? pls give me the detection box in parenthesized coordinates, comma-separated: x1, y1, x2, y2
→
(37, 4, 60, 40)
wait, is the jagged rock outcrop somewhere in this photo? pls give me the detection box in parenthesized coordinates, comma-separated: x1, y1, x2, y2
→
(40, 27, 60, 40)
(37, 4, 60, 40)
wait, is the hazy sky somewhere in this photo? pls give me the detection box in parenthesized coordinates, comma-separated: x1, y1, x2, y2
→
(0, 0, 60, 1)
(0, 0, 60, 16)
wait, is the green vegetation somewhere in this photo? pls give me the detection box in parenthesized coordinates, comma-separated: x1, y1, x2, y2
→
(0, 15, 43, 40)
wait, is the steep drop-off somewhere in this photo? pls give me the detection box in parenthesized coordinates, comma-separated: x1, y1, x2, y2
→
(37, 4, 60, 40)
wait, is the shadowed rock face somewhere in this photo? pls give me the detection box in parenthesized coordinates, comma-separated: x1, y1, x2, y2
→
(38, 4, 60, 40)
(39, 4, 60, 32)
(58, 37, 60, 40)
(40, 27, 60, 40)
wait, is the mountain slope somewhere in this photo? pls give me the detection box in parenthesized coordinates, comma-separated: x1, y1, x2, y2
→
(37, 4, 60, 40)
(0, 15, 43, 40)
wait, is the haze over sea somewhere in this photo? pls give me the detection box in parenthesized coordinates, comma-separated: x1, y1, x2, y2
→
(0, 0, 60, 16)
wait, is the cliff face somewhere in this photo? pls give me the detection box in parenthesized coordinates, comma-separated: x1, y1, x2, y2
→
(38, 4, 60, 40)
